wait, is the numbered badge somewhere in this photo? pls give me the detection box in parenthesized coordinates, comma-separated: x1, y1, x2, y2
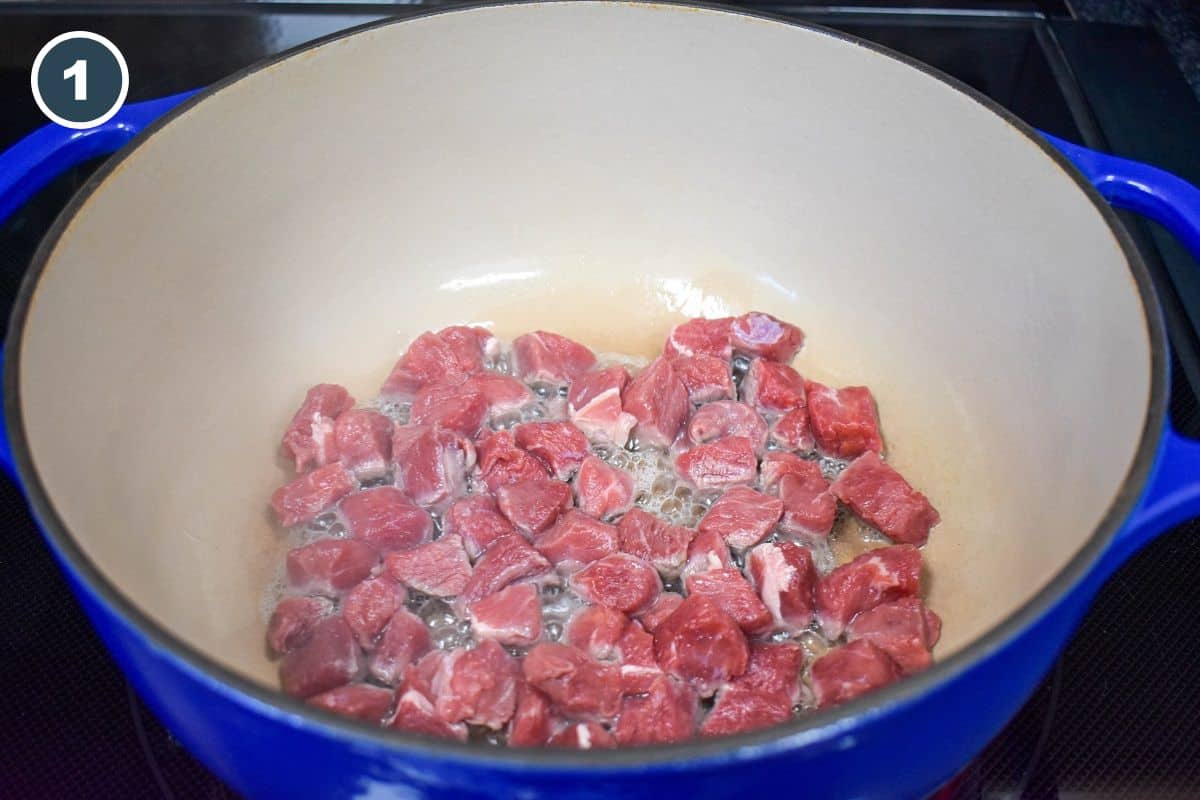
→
(31, 31, 129, 130)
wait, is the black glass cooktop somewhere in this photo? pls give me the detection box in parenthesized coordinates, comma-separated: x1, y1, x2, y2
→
(1, 4, 1198, 798)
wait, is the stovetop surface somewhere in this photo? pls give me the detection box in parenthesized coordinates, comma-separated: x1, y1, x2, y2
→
(1, 5, 1198, 799)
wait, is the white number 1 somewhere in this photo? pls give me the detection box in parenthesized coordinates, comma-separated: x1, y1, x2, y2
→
(63, 59, 87, 101)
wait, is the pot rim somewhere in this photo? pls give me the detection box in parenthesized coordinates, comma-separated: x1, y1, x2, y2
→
(2, 0, 1168, 770)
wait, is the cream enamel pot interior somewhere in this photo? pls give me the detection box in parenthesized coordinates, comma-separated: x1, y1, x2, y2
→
(2, 4, 1199, 799)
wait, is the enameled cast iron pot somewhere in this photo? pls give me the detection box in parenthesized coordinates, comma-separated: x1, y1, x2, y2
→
(1, 4, 1199, 798)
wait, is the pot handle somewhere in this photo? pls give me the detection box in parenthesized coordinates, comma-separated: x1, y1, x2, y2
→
(1043, 132, 1200, 564)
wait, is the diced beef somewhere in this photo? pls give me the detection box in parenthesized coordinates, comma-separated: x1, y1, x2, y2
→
(388, 688, 469, 741)
(810, 639, 902, 708)
(307, 684, 395, 724)
(730, 312, 804, 363)
(567, 366, 637, 447)
(623, 357, 689, 449)
(736, 641, 805, 705)
(815, 544, 923, 639)
(846, 597, 942, 674)
(565, 604, 628, 661)
(512, 331, 597, 384)
(515, 422, 590, 480)
(279, 616, 363, 698)
(547, 722, 617, 750)
(770, 408, 815, 452)
(616, 620, 662, 696)
(830, 451, 940, 546)
(368, 609, 432, 685)
(696, 487, 782, 552)
(444, 495, 519, 561)
(403, 650, 448, 699)
(340, 487, 433, 553)
(271, 463, 357, 527)
(466, 372, 536, 423)
(432, 640, 520, 729)
(740, 359, 805, 414)
(460, 533, 555, 606)
(475, 430, 551, 493)
(616, 508, 694, 578)
(615, 673, 699, 745)
(380, 326, 495, 400)
(747, 541, 817, 632)
(635, 592, 684, 634)
(534, 510, 619, 571)
(384, 534, 472, 597)
(392, 425, 475, 510)
(670, 354, 735, 404)
(508, 681, 555, 747)
(523, 643, 622, 721)
(653, 595, 749, 696)
(496, 479, 573, 536)
(571, 554, 662, 615)
(777, 467, 837, 539)
(333, 409, 393, 480)
(681, 527, 734, 583)
(409, 378, 488, 437)
(804, 381, 884, 459)
(663, 317, 734, 360)
(686, 402, 768, 453)
(468, 582, 543, 647)
(759, 451, 812, 493)
(684, 568, 773, 634)
(700, 685, 792, 737)
(573, 456, 635, 520)
(286, 539, 379, 595)
(281, 384, 355, 473)
(267, 595, 333, 655)
(675, 436, 757, 491)
(342, 575, 407, 648)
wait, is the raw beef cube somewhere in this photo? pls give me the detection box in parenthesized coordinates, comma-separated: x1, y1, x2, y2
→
(675, 436, 757, 491)
(522, 643, 622, 721)
(700, 685, 792, 737)
(333, 409, 393, 480)
(730, 312, 804, 363)
(515, 422, 591, 480)
(617, 621, 663, 696)
(444, 495, 518, 561)
(271, 463, 357, 527)
(388, 688, 469, 741)
(747, 541, 817, 632)
(392, 425, 475, 510)
(635, 592, 684, 634)
(342, 575, 407, 648)
(367, 609, 433, 685)
(671, 354, 735, 403)
(571, 554, 662, 615)
(778, 468, 837, 539)
(623, 357, 689, 449)
(508, 681, 555, 747)
(286, 539, 379, 595)
(810, 639, 902, 708)
(759, 451, 812, 493)
(681, 527, 734, 583)
(684, 568, 773, 634)
(846, 597, 942, 674)
(663, 317, 734, 360)
(567, 365, 637, 448)
(403, 649, 448, 699)
(734, 642, 805, 705)
(573, 456, 635, 520)
(741, 359, 805, 414)
(409, 378, 488, 437)
(697, 487, 783, 552)
(279, 616, 363, 698)
(687, 402, 768, 453)
(341, 487, 433, 553)
(815, 544, 922, 639)
(805, 381, 884, 459)
(460, 533, 555, 605)
(466, 372, 536, 423)
(307, 684, 394, 724)
(281, 384, 355, 473)
(653, 595, 749, 696)
(534, 510, 619, 571)
(475, 430, 551, 493)
(380, 326, 494, 400)
(565, 604, 628, 661)
(267, 595, 333, 655)
(384, 534, 472, 597)
(512, 331, 597, 384)
(617, 508, 694, 578)
(432, 640, 520, 729)
(770, 408, 815, 452)
(615, 673, 699, 745)
(496, 478, 573, 536)
(830, 452, 940, 546)
(468, 582, 543, 647)
(547, 722, 617, 750)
